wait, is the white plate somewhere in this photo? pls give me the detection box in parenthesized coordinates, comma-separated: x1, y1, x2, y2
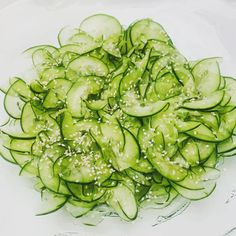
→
(0, 0, 236, 235)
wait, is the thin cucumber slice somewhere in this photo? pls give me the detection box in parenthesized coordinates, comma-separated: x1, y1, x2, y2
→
(30, 80, 45, 93)
(141, 187, 178, 209)
(32, 47, 60, 71)
(203, 151, 217, 168)
(43, 78, 72, 109)
(175, 120, 201, 133)
(66, 183, 106, 202)
(130, 19, 171, 45)
(147, 149, 188, 182)
(39, 157, 69, 195)
(149, 40, 186, 64)
(107, 184, 137, 221)
(182, 90, 224, 110)
(125, 168, 151, 186)
(36, 190, 68, 216)
(180, 139, 200, 166)
(43, 90, 61, 109)
(21, 102, 38, 135)
(155, 73, 182, 100)
(58, 31, 102, 55)
(4, 79, 33, 119)
(120, 93, 168, 117)
(96, 127, 139, 171)
(80, 14, 122, 41)
(24, 45, 58, 56)
(10, 151, 33, 166)
(185, 124, 216, 142)
(57, 26, 79, 46)
(141, 184, 170, 206)
(66, 77, 103, 117)
(61, 111, 79, 140)
(67, 56, 109, 78)
(99, 122, 125, 150)
(40, 66, 65, 86)
(173, 167, 220, 190)
(20, 157, 39, 177)
(1, 119, 36, 139)
(57, 154, 97, 184)
(192, 58, 221, 95)
(0, 133, 16, 164)
(66, 199, 97, 218)
(196, 140, 215, 162)
(132, 158, 154, 173)
(151, 56, 171, 80)
(10, 138, 34, 152)
(59, 42, 101, 56)
(218, 135, 236, 153)
(171, 181, 216, 200)
(225, 77, 236, 106)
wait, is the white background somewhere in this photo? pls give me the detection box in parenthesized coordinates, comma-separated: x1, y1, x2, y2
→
(0, 0, 236, 236)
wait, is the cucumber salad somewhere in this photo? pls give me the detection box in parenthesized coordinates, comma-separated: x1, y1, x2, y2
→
(0, 14, 236, 223)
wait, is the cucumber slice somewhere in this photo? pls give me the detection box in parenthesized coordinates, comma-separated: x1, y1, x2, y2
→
(125, 168, 151, 186)
(67, 183, 106, 202)
(57, 26, 79, 46)
(155, 73, 182, 100)
(58, 27, 102, 54)
(97, 128, 139, 171)
(204, 150, 217, 168)
(149, 40, 186, 64)
(10, 138, 34, 152)
(80, 14, 122, 41)
(66, 77, 103, 117)
(40, 66, 65, 86)
(192, 58, 221, 95)
(4, 79, 33, 119)
(107, 184, 137, 221)
(39, 157, 69, 195)
(180, 139, 199, 166)
(57, 154, 96, 183)
(182, 90, 224, 110)
(196, 140, 215, 162)
(173, 167, 220, 190)
(218, 135, 236, 153)
(66, 199, 97, 218)
(130, 19, 171, 45)
(132, 158, 154, 173)
(1, 119, 36, 139)
(21, 102, 38, 135)
(151, 56, 171, 80)
(10, 151, 33, 166)
(32, 47, 60, 71)
(225, 77, 236, 106)
(0, 133, 16, 164)
(67, 56, 109, 78)
(36, 190, 68, 216)
(175, 120, 201, 133)
(171, 181, 216, 200)
(186, 124, 216, 142)
(147, 149, 188, 182)
(120, 93, 168, 117)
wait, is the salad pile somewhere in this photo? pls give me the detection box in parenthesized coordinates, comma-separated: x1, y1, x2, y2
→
(0, 14, 236, 222)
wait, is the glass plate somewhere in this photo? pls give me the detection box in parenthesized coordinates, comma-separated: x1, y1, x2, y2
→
(0, 0, 236, 235)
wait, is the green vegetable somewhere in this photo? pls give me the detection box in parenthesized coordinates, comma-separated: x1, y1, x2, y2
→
(1, 14, 236, 224)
